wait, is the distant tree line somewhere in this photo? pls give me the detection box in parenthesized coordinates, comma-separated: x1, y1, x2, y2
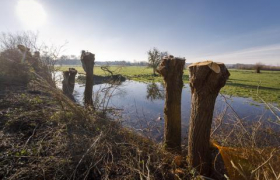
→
(56, 55, 280, 72)
(227, 63, 280, 71)
(55, 55, 148, 66)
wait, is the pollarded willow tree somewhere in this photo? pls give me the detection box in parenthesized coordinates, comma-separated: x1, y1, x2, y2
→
(62, 68, 77, 100)
(80, 50, 95, 106)
(187, 61, 230, 176)
(157, 55, 185, 152)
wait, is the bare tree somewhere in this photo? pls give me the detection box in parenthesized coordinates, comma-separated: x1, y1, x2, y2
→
(0, 31, 66, 86)
(0, 31, 39, 51)
(0, 31, 66, 66)
(147, 48, 161, 76)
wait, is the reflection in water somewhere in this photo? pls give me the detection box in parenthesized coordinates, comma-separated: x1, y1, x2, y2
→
(146, 82, 165, 101)
(59, 78, 280, 141)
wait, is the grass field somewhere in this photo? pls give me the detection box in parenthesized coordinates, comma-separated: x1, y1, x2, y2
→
(57, 65, 280, 105)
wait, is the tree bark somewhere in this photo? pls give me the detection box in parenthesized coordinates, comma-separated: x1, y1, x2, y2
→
(68, 68, 77, 95)
(157, 55, 185, 152)
(62, 68, 77, 100)
(187, 61, 230, 176)
(80, 51, 95, 106)
(62, 71, 70, 95)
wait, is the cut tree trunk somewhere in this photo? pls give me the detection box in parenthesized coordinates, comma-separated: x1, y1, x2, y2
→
(80, 51, 95, 106)
(62, 71, 70, 95)
(187, 61, 230, 176)
(157, 55, 185, 152)
(68, 68, 78, 95)
(62, 68, 77, 100)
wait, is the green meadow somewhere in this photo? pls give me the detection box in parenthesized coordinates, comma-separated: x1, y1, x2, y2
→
(58, 66, 280, 105)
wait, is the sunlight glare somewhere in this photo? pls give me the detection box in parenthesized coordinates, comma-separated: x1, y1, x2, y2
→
(16, 0, 47, 29)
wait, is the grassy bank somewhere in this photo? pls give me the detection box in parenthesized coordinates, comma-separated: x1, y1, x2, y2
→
(1, 66, 278, 179)
(0, 86, 192, 179)
(1, 34, 278, 179)
(2, 82, 279, 180)
(222, 69, 280, 105)
(58, 66, 280, 105)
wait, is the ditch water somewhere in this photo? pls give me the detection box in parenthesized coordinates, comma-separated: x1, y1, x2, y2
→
(56, 72, 280, 141)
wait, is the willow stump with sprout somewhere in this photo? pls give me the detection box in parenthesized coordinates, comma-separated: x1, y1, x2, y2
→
(80, 51, 95, 106)
(187, 61, 230, 176)
(157, 55, 185, 152)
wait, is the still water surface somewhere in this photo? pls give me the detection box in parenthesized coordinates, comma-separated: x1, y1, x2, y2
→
(55, 72, 279, 141)
(71, 79, 279, 140)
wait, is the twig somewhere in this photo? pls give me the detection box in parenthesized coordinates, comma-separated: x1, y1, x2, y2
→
(211, 106, 228, 137)
(71, 132, 103, 179)
(250, 148, 277, 175)
(24, 124, 38, 148)
(220, 94, 250, 137)
(230, 161, 247, 179)
(146, 155, 151, 180)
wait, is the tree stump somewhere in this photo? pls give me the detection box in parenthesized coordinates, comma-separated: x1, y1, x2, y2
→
(80, 51, 95, 106)
(62, 71, 70, 95)
(68, 68, 78, 94)
(187, 61, 230, 176)
(157, 55, 185, 152)
(62, 68, 77, 100)
(17, 45, 38, 70)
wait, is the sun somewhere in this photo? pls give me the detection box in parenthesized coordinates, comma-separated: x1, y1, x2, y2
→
(16, 0, 47, 29)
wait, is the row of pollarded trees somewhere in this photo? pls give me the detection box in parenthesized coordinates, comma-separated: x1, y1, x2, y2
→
(62, 50, 95, 107)
(63, 49, 230, 177)
(157, 55, 230, 176)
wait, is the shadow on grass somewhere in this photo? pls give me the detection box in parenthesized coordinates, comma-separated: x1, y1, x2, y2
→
(226, 82, 280, 91)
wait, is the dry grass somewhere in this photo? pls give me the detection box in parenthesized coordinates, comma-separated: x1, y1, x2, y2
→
(1, 36, 279, 179)
(0, 40, 191, 180)
(211, 94, 280, 180)
(0, 78, 193, 179)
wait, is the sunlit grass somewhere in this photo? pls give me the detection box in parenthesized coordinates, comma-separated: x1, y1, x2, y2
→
(222, 69, 280, 105)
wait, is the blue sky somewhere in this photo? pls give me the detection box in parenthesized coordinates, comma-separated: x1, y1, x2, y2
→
(1, 0, 280, 64)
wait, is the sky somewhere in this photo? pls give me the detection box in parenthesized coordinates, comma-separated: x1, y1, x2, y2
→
(0, 0, 280, 64)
